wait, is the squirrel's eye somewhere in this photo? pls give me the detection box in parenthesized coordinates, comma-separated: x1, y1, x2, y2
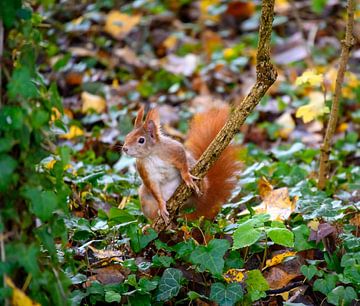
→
(138, 137, 145, 144)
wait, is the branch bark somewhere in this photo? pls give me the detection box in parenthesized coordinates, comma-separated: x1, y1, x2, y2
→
(152, 0, 277, 232)
(318, 0, 355, 190)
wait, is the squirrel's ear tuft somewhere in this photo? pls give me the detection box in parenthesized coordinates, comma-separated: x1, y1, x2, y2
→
(145, 108, 160, 126)
(135, 105, 145, 128)
(145, 120, 159, 140)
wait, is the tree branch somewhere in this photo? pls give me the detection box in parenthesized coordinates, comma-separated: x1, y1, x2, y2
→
(318, 0, 355, 190)
(152, 0, 277, 232)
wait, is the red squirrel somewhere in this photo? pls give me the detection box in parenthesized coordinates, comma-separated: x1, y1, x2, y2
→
(122, 106, 240, 222)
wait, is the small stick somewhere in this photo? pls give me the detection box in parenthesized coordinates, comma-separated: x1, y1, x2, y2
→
(318, 0, 356, 190)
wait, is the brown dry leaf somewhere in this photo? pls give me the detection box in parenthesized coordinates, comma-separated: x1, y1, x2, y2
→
(350, 214, 360, 227)
(225, 1, 256, 18)
(85, 266, 128, 286)
(264, 267, 298, 290)
(256, 177, 296, 220)
(201, 30, 223, 59)
(81, 92, 106, 113)
(104, 11, 141, 39)
(263, 251, 297, 270)
(114, 47, 143, 67)
(88, 245, 123, 260)
(5, 277, 41, 306)
(223, 269, 246, 283)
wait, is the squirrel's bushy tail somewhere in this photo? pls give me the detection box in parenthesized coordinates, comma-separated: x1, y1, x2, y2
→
(185, 107, 240, 219)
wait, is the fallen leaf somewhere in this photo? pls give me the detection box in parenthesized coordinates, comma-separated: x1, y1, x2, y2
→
(88, 245, 123, 260)
(256, 177, 296, 220)
(163, 35, 178, 50)
(85, 266, 128, 286)
(60, 125, 84, 140)
(263, 251, 297, 270)
(275, 112, 295, 139)
(104, 11, 141, 39)
(295, 70, 324, 86)
(275, 0, 290, 13)
(5, 276, 41, 306)
(225, 1, 255, 18)
(199, 0, 221, 23)
(264, 267, 298, 290)
(81, 91, 106, 113)
(296, 91, 329, 123)
(223, 269, 246, 283)
(164, 54, 198, 76)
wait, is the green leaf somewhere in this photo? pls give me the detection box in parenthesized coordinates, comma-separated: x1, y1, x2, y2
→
(343, 264, 360, 284)
(210, 282, 243, 306)
(0, 0, 22, 28)
(152, 255, 175, 268)
(138, 278, 158, 292)
(311, 0, 327, 14)
(156, 268, 183, 301)
(22, 187, 58, 221)
(0, 106, 24, 131)
(7, 67, 39, 100)
(313, 274, 338, 295)
(300, 265, 318, 281)
(105, 290, 121, 303)
(293, 224, 315, 251)
(190, 239, 230, 277)
(327, 286, 357, 306)
(0, 154, 17, 192)
(233, 221, 261, 249)
(245, 270, 269, 302)
(267, 228, 294, 247)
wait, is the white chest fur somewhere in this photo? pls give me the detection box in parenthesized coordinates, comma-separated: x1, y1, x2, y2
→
(142, 155, 181, 201)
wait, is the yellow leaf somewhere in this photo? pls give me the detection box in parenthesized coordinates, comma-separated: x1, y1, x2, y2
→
(275, 112, 295, 139)
(263, 251, 297, 270)
(5, 276, 41, 306)
(308, 220, 319, 231)
(295, 91, 329, 123)
(199, 0, 220, 22)
(45, 159, 56, 169)
(50, 107, 61, 122)
(60, 125, 84, 140)
(223, 48, 236, 59)
(275, 0, 290, 13)
(223, 269, 246, 283)
(104, 11, 141, 39)
(258, 177, 273, 199)
(81, 92, 106, 113)
(163, 35, 178, 50)
(295, 70, 324, 86)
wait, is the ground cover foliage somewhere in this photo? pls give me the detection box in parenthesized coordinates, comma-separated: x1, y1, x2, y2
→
(0, 0, 359, 305)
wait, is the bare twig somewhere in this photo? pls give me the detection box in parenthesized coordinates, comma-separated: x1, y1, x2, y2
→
(318, 0, 355, 190)
(152, 0, 277, 232)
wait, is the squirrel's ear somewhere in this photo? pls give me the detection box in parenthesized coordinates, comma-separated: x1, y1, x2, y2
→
(145, 108, 160, 126)
(134, 106, 145, 128)
(145, 120, 159, 140)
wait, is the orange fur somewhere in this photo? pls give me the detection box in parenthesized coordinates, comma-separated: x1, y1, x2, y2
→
(185, 107, 240, 219)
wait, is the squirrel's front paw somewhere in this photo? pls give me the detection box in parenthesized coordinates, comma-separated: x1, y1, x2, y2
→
(184, 177, 201, 196)
(158, 202, 170, 223)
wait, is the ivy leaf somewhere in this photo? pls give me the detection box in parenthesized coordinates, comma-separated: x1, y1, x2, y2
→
(210, 282, 243, 306)
(22, 188, 58, 221)
(245, 270, 269, 302)
(0, 0, 22, 28)
(267, 228, 294, 247)
(190, 239, 230, 277)
(313, 274, 338, 295)
(105, 291, 121, 303)
(156, 268, 183, 301)
(300, 265, 318, 281)
(7, 67, 39, 101)
(327, 286, 358, 306)
(0, 154, 18, 192)
(233, 221, 261, 249)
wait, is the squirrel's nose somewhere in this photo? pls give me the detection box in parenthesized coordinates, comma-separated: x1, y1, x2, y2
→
(122, 146, 128, 153)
